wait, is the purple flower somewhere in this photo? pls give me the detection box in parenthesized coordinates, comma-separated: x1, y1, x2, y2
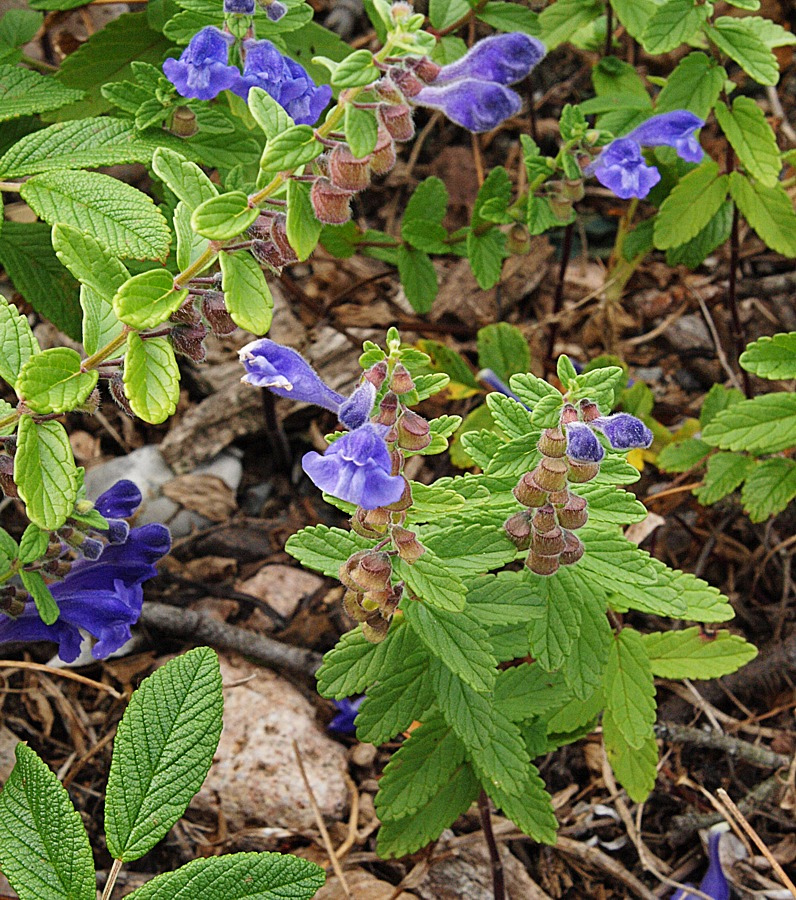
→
(671, 827, 730, 900)
(413, 79, 523, 133)
(328, 696, 364, 733)
(224, 0, 255, 12)
(239, 338, 345, 414)
(587, 137, 661, 199)
(592, 413, 653, 451)
(432, 33, 545, 86)
(338, 381, 376, 431)
(477, 368, 526, 406)
(0, 481, 170, 663)
(234, 39, 332, 125)
(163, 27, 239, 102)
(302, 424, 405, 510)
(565, 422, 605, 462)
(265, 0, 287, 21)
(627, 111, 704, 164)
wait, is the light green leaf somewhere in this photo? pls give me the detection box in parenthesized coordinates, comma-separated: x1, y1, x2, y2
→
(509, 371, 562, 409)
(742, 16, 796, 48)
(260, 125, 322, 172)
(715, 97, 780, 187)
(127, 852, 324, 900)
(657, 437, 712, 472)
(740, 331, 796, 379)
(701, 382, 745, 427)
(19, 569, 59, 625)
(604, 629, 656, 750)
(81, 284, 124, 357)
(642, 627, 757, 679)
(18, 523, 49, 566)
(485, 392, 534, 440)
(152, 146, 217, 211)
(191, 191, 260, 241)
(286, 524, 369, 579)
(665, 199, 734, 269)
(247, 86, 293, 140)
(641, 0, 706, 54)
(603, 710, 657, 802)
(706, 17, 779, 85)
(397, 245, 437, 314)
(0, 9, 43, 49)
(174, 200, 211, 274)
(14, 418, 78, 530)
(538, 0, 602, 49)
(564, 592, 612, 699)
(105, 647, 223, 861)
(729, 172, 796, 256)
(421, 522, 517, 577)
(123, 332, 180, 425)
(17, 348, 98, 414)
(219, 250, 274, 335)
(654, 160, 729, 250)
(694, 451, 755, 504)
(394, 549, 466, 611)
(467, 228, 506, 290)
(286, 179, 321, 262)
(430, 0, 469, 29)
(52, 223, 129, 303)
(465, 571, 545, 626)
(20, 170, 170, 260)
(656, 52, 726, 122)
(610, 0, 656, 42)
(0, 295, 39, 387)
(702, 391, 796, 454)
(0, 64, 83, 122)
(113, 269, 187, 329)
(477, 1, 540, 35)
(328, 49, 379, 87)
(478, 322, 531, 383)
(0, 743, 95, 900)
(404, 601, 496, 693)
(741, 457, 796, 522)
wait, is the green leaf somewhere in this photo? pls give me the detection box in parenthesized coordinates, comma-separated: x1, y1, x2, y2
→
(52, 223, 128, 303)
(394, 550, 466, 612)
(569, 365, 627, 412)
(654, 160, 729, 250)
(494, 663, 571, 721)
(509, 371, 561, 409)
(665, 199, 734, 269)
(0, 10, 43, 49)
(17, 348, 98, 414)
(376, 762, 480, 858)
(113, 269, 187, 330)
(701, 382, 745, 427)
(429, 0, 469, 29)
(18, 523, 49, 565)
(355, 649, 434, 744)
(421, 522, 517, 576)
(404, 601, 496, 694)
(465, 571, 545, 626)
(328, 49, 379, 87)
(152, 147, 217, 211)
(402, 177, 449, 247)
(123, 332, 180, 425)
(0, 743, 95, 900)
(702, 392, 796, 454)
(610, 0, 656, 42)
(174, 200, 211, 274)
(247, 86, 293, 139)
(397, 245, 437, 314)
(218, 250, 274, 335)
(286, 524, 370, 578)
(729, 172, 796, 256)
(15, 418, 77, 530)
(741, 457, 796, 522)
(656, 53, 725, 119)
(19, 569, 59, 625)
(477, 1, 540, 35)
(0, 64, 83, 122)
(564, 592, 612, 699)
(286, 179, 321, 262)
(487, 769, 557, 844)
(539, 0, 602, 49)
(376, 715, 466, 821)
(0, 293, 40, 387)
(477, 322, 531, 383)
(260, 124, 322, 172)
(105, 647, 223, 861)
(467, 228, 506, 290)
(604, 629, 656, 750)
(657, 437, 712, 472)
(0, 221, 81, 340)
(603, 710, 657, 802)
(742, 15, 796, 48)
(740, 332, 796, 379)
(20, 170, 170, 260)
(485, 392, 534, 440)
(415, 338, 478, 392)
(694, 451, 755, 504)
(127, 852, 324, 900)
(81, 285, 125, 357)
(191, 191, 259, 241)
(527, 569, 584, 671)
(641, 0, 706, 54)
(715, 97, 780, 187)
(706, 17, 779, 85)
(642, 627, 757, 679)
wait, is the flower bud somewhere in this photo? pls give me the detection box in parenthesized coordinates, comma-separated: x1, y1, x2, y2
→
(396, 410, 431, 451)
(549, 194, 573, 221)
(504, 511, 532, 550)
(392, 525, 425, 562)
(557, 494, 588, 530)
(526, 549, 559, 576)
(79, 537, 105, 561)
(362, 613, 390, 643)
(513, 471, 548, 508)
(579, 399, 601, 422)
(0, 586, 27, 617)
(310, 177, 354, 225)
(563, 179, 585, 201)
(537, 427, 567, 458)
(560, 403, 578, 426)
(412, 56, 443, 83)
(363, 507, 391, 528)
(370, 129, 397, 176)
(356, 551, 393, 592)
(532, 525, 565, 556)
(171, 298, 201, 325)
(390, 67, 424, 98)
(251, 239, 284, 270)
(548, 489, 569, 507)
(170, 106, 198, 138)
(247, 214, 275, 240)
(339, 550, 369, 590)
(364, 360, 388, 389)
(42, 558, 72, 577)
(376, 390, 398, 426)
(506, 223, 530, 255)
(532, 504, 557, 534)
(374, 77, 404, 104)
(269, 213, 298, 265)
(171, 323, 208, 362)
(201, 291, 237, 335)
(566, 459, 600, 483)
(351, 507, 385, 538)
(328, 144, 372, 192)
(532, 457, 568, 492)
(0, 454, 18, 498)
(390, 363, 414, 395)
(378, 104, 415, 141)
(380, 582, 403, 615)
(109, 372, 134, 417)
(384, 476, 412, 511)
(264, 0, 287, 20)
(560, 531, 584, 566)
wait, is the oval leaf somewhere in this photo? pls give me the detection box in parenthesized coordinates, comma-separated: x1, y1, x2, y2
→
(191, 191, 260, 240)
(113, 269, 188, 329)
(123, 332, 180, 425)
(219, 251, 273, 335)
(14, 417, 78, 530)
(17, 347, 98, 414)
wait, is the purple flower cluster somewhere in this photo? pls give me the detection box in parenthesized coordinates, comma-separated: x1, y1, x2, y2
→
(239, 339, 404, 510)
(586, 111, 704, 199)
(0, 482, 170, 663)
(381, 32, 545, 133)
(671, 827, 730, 900)
(163, 27, 331, 125)
(223, 0, 286, 18)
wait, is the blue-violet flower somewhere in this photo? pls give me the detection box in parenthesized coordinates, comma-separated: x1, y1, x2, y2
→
(671, 827, 730, 900)
(565, 422, 605, 463)
(265, 0, 287, 21)
(223, 0, 255, 13)
(587, 137, 661, 200)
(592, 413, 654, 451)
(432, 33, 545, 86)
(627, 111, 704, 164)
(413, 79, 523, 133)
(328, 696, 364, 733)
(163, 26, 239, 102)
(0, 481, 170, 663)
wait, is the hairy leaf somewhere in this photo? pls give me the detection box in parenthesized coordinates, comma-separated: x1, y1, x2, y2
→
(123, 332, 180, 424)
(14, 418, 77, 530)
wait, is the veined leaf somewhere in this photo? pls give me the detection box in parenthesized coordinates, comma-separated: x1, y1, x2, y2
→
(715, 97, 781, 187)
(14, 417, 78, 530)
(654, 160, 729, 250)
(0, 64, 83, 121)
(604, 628, 656, 751)
(694, 451, 755, 504)
(19, 569, 59, 625)
(641, 0, 706, 54)
(152, 146, 217, 210)
(0, 294, 40, 387)
(105, 647, 223, 861)
(17, 347, 98, 414)
(247, 86, 294, 139)
(286, 179, 321, 262)
(394, 549, 467, 611)
(486, 769, 557, 844)
(603, 710, 657, 802)
(192, 191, 259, 241)
(52, 223, 129, 301)
(655, 52, 725, 120)
(123, 332, 180, 424)
(642, 627, 757, 679)
(741, 457, 796, 522)
(706, 17, 779, 85)
(702, 391, 796, 454)
(286, 524, 369, 579)
(113, 269, 188, 329)
(740, 331, 796, 380)
(729, 172, 796, 257)
(477, 321, 531, 383)
(219, 250, 274, 335)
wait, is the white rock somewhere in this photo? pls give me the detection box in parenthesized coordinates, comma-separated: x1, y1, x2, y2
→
(236, 564, 324, 620)
(191, 656, 349, 831)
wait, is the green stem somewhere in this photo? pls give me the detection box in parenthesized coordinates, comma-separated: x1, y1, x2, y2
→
(0, 412, 19, 431)
(0, 182, 22, 192)
(82, 330, 129, 371)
